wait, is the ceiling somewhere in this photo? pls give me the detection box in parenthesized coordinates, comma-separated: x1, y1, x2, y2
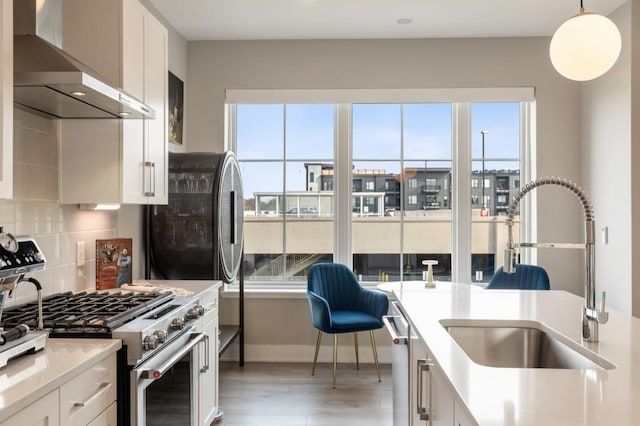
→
(148, 0, 627, 41)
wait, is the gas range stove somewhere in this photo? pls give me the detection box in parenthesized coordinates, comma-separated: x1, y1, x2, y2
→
(2, 290, 205, 366)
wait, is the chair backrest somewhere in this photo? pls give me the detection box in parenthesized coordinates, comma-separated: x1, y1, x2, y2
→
(307, 263, 362, 311)
(486, 264, 550, 290)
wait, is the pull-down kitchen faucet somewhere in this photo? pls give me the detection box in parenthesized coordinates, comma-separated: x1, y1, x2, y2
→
(504, 177, 608, 342)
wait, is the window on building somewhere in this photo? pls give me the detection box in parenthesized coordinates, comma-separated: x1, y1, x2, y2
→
(229, 90, 531, 287)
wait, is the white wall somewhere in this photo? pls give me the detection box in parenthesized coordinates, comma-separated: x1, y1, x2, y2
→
(581, 3, 635, 314)
(632, 0, 640, 318)
(186, 37, 588, 361)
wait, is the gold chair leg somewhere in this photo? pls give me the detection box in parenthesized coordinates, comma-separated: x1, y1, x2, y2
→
(312, 331, 322, 376)
(333, 334, 338, 389)
(370, 330, 381, 382)
(354, 332, 360, 370)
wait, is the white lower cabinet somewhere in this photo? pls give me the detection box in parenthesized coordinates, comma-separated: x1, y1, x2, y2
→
(0, 389, 60, 426)
(454, 399, 478, 426)
(60, 354, 117, 426)
(195, 285, 220, 425)
(87, 402, 117, 426)
(411, 335, 477, 426)
(0, 353, 117, 426)
(429, 361, 455, 426)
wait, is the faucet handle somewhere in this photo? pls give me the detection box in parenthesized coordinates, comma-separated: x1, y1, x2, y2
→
(585, 291, 609, 325)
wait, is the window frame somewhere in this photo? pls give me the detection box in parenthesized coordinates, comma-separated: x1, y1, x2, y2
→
(227, 88, 534, 287)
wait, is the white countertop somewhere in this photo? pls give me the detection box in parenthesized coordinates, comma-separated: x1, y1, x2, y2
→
(127, 279, 222, 297)
(123, 279, 222, 296)
(377, 280, 483, 294)
(394, 287, 640, 426)
(0, 338, 121, 422)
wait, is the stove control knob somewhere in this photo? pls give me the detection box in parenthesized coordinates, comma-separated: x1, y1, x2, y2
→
(34, 252, 44, 262)
(153, 329, 167, 344)
(143, 334, 158, 351)
(170, 317, 185, 331)
(186, 306, 203, 320)
(195, 305, 205, 316)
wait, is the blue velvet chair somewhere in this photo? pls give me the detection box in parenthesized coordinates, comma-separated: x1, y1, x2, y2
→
(306, 263, 389, 388)
(486, 264, 550, 290)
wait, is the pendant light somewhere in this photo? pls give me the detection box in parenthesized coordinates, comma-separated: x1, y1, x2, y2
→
(549, 0, 621, 81)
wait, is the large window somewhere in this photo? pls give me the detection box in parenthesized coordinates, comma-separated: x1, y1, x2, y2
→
(229, 90, 532, 287)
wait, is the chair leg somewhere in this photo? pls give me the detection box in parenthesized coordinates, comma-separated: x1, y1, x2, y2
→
(311, 331, 322, 376)
(333, 334, 338, 389)
(354, 332, 360, 370)
(370, 330, 381, 382)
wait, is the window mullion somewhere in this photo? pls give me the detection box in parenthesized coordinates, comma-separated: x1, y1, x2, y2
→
(452, 103, 472, 283)
(334, 103, 352, 267)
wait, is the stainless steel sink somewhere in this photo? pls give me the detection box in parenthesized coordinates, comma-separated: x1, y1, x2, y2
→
(440, 320, 615, 370)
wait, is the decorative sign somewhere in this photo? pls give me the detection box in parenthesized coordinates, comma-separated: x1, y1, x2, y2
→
(96, 238, 133, 290)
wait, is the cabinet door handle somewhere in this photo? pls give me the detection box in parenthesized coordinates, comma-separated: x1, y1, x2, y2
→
(73, 382, 111, 407)
(417, 359, 431, 421)
(144, 161, 156, 197)
(200, 334, 210, 373)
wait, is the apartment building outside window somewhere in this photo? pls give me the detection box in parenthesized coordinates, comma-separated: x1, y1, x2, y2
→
(228, 88, 532, 287)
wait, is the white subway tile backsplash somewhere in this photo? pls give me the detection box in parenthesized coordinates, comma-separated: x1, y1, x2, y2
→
(10, 109, 123, 305)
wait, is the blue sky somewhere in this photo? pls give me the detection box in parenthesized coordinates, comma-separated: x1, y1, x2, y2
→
(236, 102, 521, 196)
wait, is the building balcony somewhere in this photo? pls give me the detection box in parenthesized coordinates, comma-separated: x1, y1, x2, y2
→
(422, 185, 441, 193)
(422, 202, 442, 209)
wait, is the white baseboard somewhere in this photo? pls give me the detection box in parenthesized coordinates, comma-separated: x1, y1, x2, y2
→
(221, 343, 392, 364)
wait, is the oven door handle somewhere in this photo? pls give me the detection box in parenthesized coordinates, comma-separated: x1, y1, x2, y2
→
(140, 333, 206, 380)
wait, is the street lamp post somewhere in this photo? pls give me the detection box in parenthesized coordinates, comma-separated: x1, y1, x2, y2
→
(481, 130, 489, 216)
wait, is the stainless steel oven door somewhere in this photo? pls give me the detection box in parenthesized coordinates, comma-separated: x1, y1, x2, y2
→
(131, 327, 208, 426)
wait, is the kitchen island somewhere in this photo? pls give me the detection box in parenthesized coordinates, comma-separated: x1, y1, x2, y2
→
(394, 286, 640, 425)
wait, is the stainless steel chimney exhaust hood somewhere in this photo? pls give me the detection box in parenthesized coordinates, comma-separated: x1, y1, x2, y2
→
(13, 0, 155, 120)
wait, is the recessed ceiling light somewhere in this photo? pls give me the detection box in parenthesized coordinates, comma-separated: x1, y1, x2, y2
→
(71, 91, 86, 96)
(396, 18, 412, 25)
(119, 112, 131, 116)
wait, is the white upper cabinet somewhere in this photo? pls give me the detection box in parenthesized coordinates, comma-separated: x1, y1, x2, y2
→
(59, 0, 168, 205)
(0, 0, 13, 199)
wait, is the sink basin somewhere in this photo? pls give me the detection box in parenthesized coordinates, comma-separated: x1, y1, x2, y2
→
(440, 320, 615, 370)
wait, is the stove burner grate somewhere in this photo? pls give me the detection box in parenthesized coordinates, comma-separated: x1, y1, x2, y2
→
(1, 291, 173, 334)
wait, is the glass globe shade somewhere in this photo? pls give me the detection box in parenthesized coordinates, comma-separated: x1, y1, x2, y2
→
(549, 12, 622, 81)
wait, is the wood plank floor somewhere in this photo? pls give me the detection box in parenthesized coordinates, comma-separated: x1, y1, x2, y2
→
(217, 362, 393, 426)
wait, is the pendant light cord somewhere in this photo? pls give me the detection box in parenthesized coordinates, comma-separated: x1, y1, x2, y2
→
(580, 0, 584, 13)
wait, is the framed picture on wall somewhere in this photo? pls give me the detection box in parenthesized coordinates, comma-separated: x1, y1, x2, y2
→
(168, 71, 184, 145)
